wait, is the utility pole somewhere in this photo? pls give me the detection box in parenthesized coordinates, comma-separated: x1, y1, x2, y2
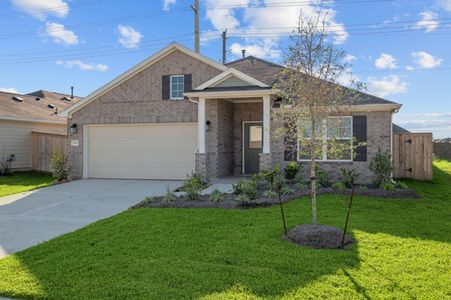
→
(221, 29, 227, 64)
(191, 0, 200, 53)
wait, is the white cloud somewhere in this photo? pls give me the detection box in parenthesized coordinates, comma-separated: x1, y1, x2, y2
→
(337, 67, 359, 87)
(202, 0, 348, 59)
(45, 22, 78, 45)
(56, 60, 109, 71)
(230, 39, 281, 59)
(117, 25, 143, 49)
(406, 65, 415, 71)
(437, 0, 451, 12)
(374, 53, 398, 69)
(344, 54, 357, 63)
(162, 0, 176, 11)
(367, 75, 408, 97)
(415, 11, 439, 32)
(395, 112, 451, 138)
(411, 51, 443, 69)
(0, 87, 20, 93)
(11, 0, 69, 20)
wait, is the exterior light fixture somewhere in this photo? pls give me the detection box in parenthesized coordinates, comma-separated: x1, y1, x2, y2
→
(206, 120, 211, 131)
(70, 124, 78, 134)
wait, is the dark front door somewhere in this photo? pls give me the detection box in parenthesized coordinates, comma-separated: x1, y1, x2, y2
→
(243, 122, 263, 174)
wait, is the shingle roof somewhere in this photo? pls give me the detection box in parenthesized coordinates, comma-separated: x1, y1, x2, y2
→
(393, 124, 411, 134)
(226, 56, 400, 106)
(0, 90, 80, 123)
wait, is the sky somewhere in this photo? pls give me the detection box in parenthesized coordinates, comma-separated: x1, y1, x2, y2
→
(0, 0, 450, 138)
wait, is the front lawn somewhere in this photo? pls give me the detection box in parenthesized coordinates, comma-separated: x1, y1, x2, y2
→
(0, 171, 54, 197)
(0, 161, 450, 299)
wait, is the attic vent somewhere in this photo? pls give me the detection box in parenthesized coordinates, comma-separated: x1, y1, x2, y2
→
(61, 96, 71, 101)
(47, 104, 55, 109)
(12, 96, 24, 102)
(35, 97, 41, 101)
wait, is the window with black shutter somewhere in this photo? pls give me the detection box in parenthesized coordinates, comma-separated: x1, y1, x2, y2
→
(353, 115, 367, 161)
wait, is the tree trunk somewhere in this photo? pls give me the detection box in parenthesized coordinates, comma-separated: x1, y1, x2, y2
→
(310, 159, 317, 224)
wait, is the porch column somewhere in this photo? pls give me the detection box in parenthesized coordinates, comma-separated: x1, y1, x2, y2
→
(263, 95, 271, 154)
(198, 97, 206, 153)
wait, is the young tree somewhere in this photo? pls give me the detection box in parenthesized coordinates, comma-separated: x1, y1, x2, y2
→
(274, 14, 363, 224)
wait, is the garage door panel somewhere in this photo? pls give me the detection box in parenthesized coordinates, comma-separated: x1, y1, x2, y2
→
(87, 124, 197, 180)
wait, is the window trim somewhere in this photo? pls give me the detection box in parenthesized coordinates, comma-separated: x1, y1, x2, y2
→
(297, 116, 353, 162)
(169, 74, 185, 100)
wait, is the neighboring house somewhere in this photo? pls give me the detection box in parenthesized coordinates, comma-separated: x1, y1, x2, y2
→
(63, 42, 401, 183)
(393, 124, 410, 134)
(0, 90, 79, 170)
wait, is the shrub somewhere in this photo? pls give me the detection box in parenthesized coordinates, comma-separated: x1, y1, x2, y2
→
(210, 189, 224, 203)
(232, 179, 246, 194)
(185, 185, 201, 201)
(369, 149, 393, 187)
(164, 189, 176, 202)
(315, 165, 331, 187)
(263, 189, 277, 199)
(294, 177, 308, 191)
(183, 173, 203, 190)
(259, 165, 281, 185)
(395, 181, 408, 189)
(284, 162, 299, 180)
(381, 181, 396, 191)
(339, 168, 360, 188)
(280, 185, 293, 195)
(332, 182, 346, 190)
(144, 196, 157, 204)
(51, 152, 69, 182)
(0, 161, 12, 176)
(235, 193, 250, 204)
(242, 179, 257, 200)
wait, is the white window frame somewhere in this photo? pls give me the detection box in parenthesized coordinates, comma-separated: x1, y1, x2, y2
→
(297, 116, 353, 162)
(170, 75, 185, 100)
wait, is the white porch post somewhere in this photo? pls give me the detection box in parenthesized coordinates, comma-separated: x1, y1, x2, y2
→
(198, 97, 206, 154)
(263, 95, 271, 154)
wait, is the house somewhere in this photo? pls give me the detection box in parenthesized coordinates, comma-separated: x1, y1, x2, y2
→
(0, 90, 79, 170)
(62, 42, 401, 183)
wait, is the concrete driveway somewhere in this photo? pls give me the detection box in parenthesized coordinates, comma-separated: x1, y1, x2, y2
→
(0, 179, 183, 258)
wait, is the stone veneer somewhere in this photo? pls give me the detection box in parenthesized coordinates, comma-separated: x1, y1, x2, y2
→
(67, 49, 223, 179)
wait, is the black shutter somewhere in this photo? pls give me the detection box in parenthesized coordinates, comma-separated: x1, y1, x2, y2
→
(284, 120, 298, 161)
(353, 115, 367, 161)
(184, 74, 192, 93)
(162, 75, 170, 100)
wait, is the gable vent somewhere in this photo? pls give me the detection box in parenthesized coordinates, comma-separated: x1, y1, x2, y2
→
(47, 104, 56, 109)
(61, 96, 72, 101)
(12, 96, 24, 102)
(35, 97, 41, 101)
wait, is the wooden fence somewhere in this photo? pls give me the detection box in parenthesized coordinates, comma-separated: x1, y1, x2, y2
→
(31, 131, 67, 172)
(393, 133, 433, 181)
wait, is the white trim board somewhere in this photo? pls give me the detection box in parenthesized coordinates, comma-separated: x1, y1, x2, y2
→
(195, 68, 269, 90)
(61, 42, 227, 118)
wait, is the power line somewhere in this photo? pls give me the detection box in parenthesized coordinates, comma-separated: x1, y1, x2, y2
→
(204, 0, 394, 9)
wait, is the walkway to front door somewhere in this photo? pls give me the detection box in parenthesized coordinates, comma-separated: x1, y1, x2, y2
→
(243, 121, 263, 174)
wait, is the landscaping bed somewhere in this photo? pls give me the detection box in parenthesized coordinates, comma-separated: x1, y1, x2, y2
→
(132, 184, 419, 209)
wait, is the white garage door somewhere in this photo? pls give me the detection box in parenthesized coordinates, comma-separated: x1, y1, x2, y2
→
(87, 123, 197, 180)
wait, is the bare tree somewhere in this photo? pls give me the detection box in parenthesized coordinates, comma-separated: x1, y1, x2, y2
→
(274, 14, 363, 224)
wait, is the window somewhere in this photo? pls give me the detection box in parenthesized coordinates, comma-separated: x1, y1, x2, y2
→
(170, 75, 184, 99)
(298, 116, 352, 161)
(249, 125, 263, 148)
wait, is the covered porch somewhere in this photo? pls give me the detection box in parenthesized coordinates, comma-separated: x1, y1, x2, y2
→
(185, 89, 276, 181)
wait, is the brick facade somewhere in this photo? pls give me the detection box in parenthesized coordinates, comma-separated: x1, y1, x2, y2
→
(67, 49, 222, 179)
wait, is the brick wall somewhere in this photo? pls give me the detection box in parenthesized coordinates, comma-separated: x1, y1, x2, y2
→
(68, 49, 222, 179)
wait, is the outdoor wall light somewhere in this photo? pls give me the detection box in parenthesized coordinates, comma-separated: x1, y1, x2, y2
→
(206, 120, 212, 131)
(70, 124, 78, 134)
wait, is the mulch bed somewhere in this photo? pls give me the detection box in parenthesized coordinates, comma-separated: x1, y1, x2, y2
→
(131, 184, 420, 210)
(287, 224, 355, 249)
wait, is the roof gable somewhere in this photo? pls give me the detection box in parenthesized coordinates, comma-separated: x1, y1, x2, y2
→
(62, 42, 228, 117)
(195, 68, 269, 90)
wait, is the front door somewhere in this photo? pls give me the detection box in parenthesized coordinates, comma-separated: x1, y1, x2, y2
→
(243, 122, 263, 174)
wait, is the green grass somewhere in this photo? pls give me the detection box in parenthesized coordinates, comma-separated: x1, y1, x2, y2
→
(0, 162, 450, 299)
(0, 171, 54, 197)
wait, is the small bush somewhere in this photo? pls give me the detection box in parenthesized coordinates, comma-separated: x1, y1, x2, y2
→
(263, 189, 277, 199)
(183, 173, 203, 190)
(235, 193, 250, 204)
(280, 185, 293, 195)
(144, 196, 157, 204)
(294, 177, 308, 191)
(381, 182, 396, 191)
(51, 152, 69, 182)
(242, 179, 257, 200)
(369, 149, 393, 187)
(210, 189, 224, 203)
(232, 179, 246, 194)
(164, 189, 176, 202)
(259, 165, 281, 185)
(0, 162, 12, 176)
(332, 182, 346, 190)
(395, 181, 408, 189)
(339, 168, 360, 188)
(284, 162, 299, 180)
(316, 165, 331, 187)
(185, 185, 201, 201)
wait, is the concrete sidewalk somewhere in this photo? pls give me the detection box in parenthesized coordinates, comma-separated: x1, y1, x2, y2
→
(0, 179, 183, 258)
